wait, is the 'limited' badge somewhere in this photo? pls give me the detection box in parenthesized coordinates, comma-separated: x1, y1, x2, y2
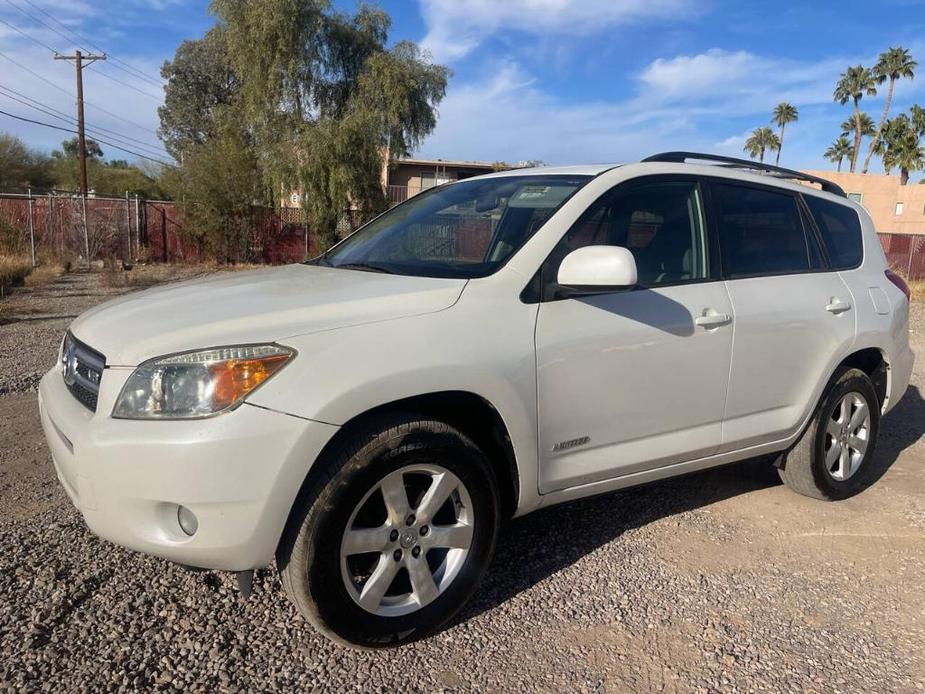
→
(552, 436, 590, 452)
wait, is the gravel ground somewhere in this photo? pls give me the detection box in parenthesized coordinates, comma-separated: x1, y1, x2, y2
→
(1, 271, 924, 692)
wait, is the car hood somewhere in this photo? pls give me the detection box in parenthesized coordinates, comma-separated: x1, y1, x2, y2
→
(69, 264, 466, 366)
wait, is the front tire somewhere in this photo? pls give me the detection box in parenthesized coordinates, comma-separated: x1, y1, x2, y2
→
(277, 414, 500, 648)
(779, 367, 880, 500)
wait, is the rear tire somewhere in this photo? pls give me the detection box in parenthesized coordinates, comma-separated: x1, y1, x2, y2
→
(779, 367, 880, 500)
(277, 413, 500, 648)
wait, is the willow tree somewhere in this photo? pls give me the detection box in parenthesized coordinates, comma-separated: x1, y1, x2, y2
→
(158, 27, 238, 162)
(208, 0, 449, 246)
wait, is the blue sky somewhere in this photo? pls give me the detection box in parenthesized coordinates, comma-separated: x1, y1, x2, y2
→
(2, 0, 925, 171)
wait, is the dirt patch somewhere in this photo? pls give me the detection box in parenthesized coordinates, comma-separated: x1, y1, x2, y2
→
(0, 271, 923, 691)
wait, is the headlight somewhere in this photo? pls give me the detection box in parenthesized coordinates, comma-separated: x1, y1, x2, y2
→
(112, 344, 294, 420)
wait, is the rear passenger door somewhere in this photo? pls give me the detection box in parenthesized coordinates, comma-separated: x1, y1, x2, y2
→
(713, 181, 857, 451)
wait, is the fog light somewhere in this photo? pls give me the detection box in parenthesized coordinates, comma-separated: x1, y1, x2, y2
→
(177, 505, 198, 536)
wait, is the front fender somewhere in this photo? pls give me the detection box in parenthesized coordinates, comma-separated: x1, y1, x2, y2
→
(246, 296, 543, 515)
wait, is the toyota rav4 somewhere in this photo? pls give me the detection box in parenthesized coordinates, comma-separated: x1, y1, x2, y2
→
(38, 152, 914, 647)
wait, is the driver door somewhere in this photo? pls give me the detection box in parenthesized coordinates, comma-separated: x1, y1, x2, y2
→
(534, 177, 734, 493)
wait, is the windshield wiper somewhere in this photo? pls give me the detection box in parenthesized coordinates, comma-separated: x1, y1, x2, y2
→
(333, 262, 397, 275)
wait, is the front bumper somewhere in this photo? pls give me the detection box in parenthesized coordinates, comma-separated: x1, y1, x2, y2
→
(38, 368, 339, 571)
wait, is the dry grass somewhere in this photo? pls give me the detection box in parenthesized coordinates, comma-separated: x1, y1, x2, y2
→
(0, 255, 32, 295)
(909, 279, 925, 303)
(24, 264, 65, 288)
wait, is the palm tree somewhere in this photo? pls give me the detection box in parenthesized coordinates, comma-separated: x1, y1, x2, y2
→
(881, 112, 925, 184)
(841, 113, 875, 139)
(911, 104, 925, 137)
(824, 136, 854, 172)
(743, 126, 781, 163)
(833, 65, 878, 172)
(771, 102, 798, 166)
(862, 47, 917, 173)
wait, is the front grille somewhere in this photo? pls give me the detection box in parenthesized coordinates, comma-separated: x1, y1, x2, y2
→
(61, 332, 105, 412)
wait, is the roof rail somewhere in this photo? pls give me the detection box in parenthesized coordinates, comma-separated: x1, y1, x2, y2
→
(641, 151, 847, 198)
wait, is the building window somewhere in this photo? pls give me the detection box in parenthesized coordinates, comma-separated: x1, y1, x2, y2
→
(895, 202, 904, 215)
(847, 192, 863, 204)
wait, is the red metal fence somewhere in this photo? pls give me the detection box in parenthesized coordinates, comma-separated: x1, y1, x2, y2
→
(4, 191, 925, 277)
(879, 233, 925, 279)
(0, 192, 339, 265)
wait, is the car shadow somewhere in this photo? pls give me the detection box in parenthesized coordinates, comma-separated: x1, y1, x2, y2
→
(452, 384, 925, 628)
(867, 384, 925, 485)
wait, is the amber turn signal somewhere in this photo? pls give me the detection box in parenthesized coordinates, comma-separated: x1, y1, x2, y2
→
(209, 354, 291, 410)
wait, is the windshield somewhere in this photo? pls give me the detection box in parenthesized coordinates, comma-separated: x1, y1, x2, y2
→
(319, 174, 591, 278)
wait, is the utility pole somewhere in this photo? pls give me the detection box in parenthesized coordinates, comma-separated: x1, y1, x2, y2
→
(54, 50, 106, 196)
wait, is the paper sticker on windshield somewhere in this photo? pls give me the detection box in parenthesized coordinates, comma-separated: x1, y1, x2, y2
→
(508, 185, 574, 208)
(516, 186, 551, 200)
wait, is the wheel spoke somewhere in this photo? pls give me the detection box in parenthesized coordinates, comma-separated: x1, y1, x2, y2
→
(839, 396, 850, 424)
(357, 554, 399, 612)
(416, 471, 459, 523)
(838, 446, 851, 479)
(849, 401, 869, 432)
(826, 440, 842, 469)
(826, 417, 841, 438)
(407, 555, 439, 606)
(848, 434, 868, 456)
(343, 527, 387, 556)
(380, 471, 410, 525)
(427, 522, 473, 550)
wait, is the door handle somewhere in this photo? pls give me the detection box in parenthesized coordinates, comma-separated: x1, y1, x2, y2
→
(694, 311, 732, 328)
(825, 298, 852, 314)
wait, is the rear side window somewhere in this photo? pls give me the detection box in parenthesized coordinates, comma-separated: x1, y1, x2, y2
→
(713, 183, 819, 278)
(804, 196, 863, 269)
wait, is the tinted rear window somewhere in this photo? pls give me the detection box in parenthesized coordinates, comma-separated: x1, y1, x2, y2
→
(713, 183, 817, 278)
(804, 196, 863, 269)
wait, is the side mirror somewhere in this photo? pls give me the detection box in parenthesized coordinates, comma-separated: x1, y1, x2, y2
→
(557, 246, 637, 293)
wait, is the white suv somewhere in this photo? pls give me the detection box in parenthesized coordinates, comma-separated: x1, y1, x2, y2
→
(38, 152, 914, 647)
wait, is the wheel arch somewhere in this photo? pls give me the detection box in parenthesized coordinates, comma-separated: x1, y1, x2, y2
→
(836, 346, 888, 410)
(277, 391, 522, 560)
(783, 345, 889, 460)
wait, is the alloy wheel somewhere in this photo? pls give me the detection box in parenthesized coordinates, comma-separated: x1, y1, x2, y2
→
(339, 464, 474, 617)
(823, 391, 871, 481)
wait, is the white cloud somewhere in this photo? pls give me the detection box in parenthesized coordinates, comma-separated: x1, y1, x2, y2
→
(635, 49, 847, 111)
(419, 0, 695, 62)
(419, 60, 700, 164)
(0, 37, 167, 162)
(417, 48, 868, 168)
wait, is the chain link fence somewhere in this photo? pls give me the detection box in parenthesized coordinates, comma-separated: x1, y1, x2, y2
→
(8, 192, 921, 278)
(879, 233, 925, 280)
(0, 192, 357, 267)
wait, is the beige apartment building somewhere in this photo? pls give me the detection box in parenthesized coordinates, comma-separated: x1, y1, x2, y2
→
(283, 157, 500, 209)
(802, 171, 925, 235)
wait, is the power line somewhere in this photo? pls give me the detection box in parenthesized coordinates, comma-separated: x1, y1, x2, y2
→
(0, 15, 57, 52)
(9, 0, 165, 88)
(0, 85, 171, 158)
(0, 107, 174, 166)
(84, 63, 162, 101)
(0, 84, 169, 155)
(0, 50, 160, 136)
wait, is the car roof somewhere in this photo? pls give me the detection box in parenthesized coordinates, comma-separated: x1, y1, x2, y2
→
(474, 163, 622, 177)
(467, 161, 851, 206)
